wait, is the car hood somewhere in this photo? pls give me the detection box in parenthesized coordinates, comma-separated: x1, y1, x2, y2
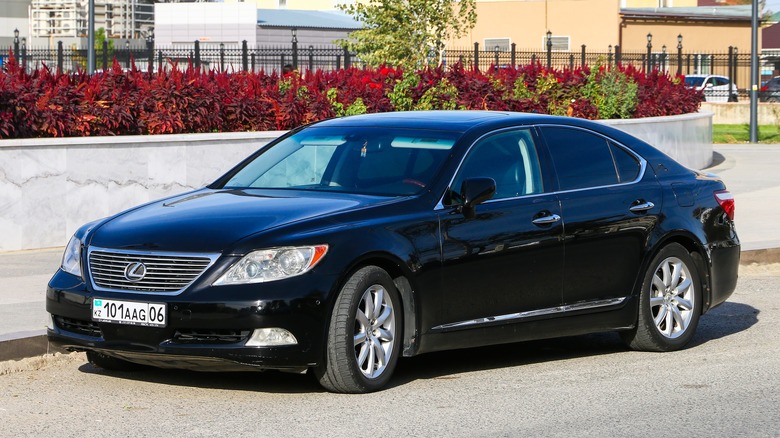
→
(88, 189, 386, 253)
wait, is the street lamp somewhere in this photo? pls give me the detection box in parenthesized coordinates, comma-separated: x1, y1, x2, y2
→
(125, 39, 130, 69)
(677, 34, 683, 76)
(608, 44, 613, 67)
(546, 30, 552, 69)
(291, 28, 299, 70)
(646, 33, 653, 71)
(220, 42, 225, 71)
(146, 28, 155, 73)
(13, 28, 19, 60)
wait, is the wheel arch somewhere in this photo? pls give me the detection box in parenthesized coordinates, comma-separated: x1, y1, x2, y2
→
(334, 252, 421, 358)
(646, 231, 713, 313)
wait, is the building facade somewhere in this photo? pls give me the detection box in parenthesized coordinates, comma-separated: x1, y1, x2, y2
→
(29, 0, 153, 47)
(1, 0, 32, 50)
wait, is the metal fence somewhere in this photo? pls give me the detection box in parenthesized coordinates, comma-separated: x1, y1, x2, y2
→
(6, 40, 360, 75)
(445, 43, 751, 95)
(5, 40, 753, 95)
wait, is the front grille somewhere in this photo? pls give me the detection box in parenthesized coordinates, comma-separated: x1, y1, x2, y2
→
(55, 315, 102, 338)
(88, 247, 219, 294)
(173, 329, 251, 344)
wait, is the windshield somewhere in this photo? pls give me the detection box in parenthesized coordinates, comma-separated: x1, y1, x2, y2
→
(221, 126, 460, 196)
(684, 76, 705, 87)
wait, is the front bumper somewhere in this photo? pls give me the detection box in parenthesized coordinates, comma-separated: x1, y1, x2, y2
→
(46, 269, 338, 371)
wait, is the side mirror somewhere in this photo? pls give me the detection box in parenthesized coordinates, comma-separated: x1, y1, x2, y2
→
(460, 177, 496, 219)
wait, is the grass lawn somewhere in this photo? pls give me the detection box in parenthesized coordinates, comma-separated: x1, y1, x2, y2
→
(713, 124, 780, 144)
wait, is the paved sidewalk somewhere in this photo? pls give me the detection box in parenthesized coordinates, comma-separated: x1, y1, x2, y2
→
(1, 143, 778, 361)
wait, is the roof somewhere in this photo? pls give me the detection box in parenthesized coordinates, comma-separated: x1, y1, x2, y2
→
(620, 5, 753, 21)
(256, 9, 362, 30)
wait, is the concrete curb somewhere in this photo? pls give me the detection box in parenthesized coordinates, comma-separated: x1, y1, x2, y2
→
(0, 330, 65, 362)
(1, 247, 777, 364)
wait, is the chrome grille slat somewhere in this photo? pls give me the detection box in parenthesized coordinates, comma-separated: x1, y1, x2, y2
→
(88, 247, 220, 295)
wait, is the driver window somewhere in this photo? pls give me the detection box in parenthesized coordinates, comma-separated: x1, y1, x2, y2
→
(451, 129, 544, 203)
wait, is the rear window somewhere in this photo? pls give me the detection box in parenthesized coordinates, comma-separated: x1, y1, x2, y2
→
(541, 127, 641, 191)
(684, 77, 705, 87)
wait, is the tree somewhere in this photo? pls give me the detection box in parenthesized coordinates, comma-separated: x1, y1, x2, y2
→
(338, 0, 477, 68)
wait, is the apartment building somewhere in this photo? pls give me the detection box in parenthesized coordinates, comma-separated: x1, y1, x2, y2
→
(29, 0, 153, 46)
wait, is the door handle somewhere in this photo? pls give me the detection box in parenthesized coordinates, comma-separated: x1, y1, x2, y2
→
(629, 201, 655, 213)
(532, 214, 561, 225)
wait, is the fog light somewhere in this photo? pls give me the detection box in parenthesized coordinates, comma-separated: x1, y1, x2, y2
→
(246, 328, 298, 347)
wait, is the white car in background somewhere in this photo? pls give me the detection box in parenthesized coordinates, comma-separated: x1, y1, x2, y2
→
(683, 74, 738, 103)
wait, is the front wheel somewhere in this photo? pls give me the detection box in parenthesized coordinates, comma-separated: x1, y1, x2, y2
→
(314, 266, 402, 393)
(622, 243, 701, 352)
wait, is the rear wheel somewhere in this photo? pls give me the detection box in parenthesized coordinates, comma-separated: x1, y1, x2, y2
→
(622, 243, 701, 352)
(315, 266, 402, 393)
(86, 350, 147, 372)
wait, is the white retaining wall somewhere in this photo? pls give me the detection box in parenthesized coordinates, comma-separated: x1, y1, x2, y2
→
(0, 112, 714, 252)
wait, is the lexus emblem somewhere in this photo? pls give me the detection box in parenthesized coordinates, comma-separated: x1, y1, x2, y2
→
(124, 262, 147, 282)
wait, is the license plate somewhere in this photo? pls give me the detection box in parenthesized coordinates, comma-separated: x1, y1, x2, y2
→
(92, 298, 167, 327)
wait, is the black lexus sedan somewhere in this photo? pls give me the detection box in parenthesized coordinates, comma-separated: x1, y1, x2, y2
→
(47, 111, 739, 393)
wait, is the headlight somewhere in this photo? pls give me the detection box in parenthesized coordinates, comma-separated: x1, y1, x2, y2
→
(214, 245, 328, 285)
(61, 236, 82, 278)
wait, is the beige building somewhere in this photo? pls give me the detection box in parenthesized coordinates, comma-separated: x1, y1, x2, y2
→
(448, 0, 754, 55)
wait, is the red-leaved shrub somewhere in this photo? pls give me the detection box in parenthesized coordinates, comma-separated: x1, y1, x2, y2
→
(0, 54, 702, 139)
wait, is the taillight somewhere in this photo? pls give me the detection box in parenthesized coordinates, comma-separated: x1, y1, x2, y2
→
(714, 190, 735, 220)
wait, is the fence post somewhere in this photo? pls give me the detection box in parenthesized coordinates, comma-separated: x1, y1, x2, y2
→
(581, 44, 586, 67)
(57, 41, 63, 73)
(101, 41, 107, 71)
(194, 40, 201, 70)
(147, 39, 154, 73)
(531, 53, 536, 65)
(308, 45, 314, 72)
(546, 32, 552, 69)
(728, 46, 734, 98)
(686, 54, 691, 75)
(251, 53, 256, 72)
(615, 45, 621, 65)
(158, 51, 163, 73)
(344, 47, 351, 69)
(242, 40, 248, 71)
(21, 39, 26, 71)
(569, 54, 574, 70)
(474, 42, 480, 71)
(733, 47, 738, 96)
(336, 54, 341, 70)
(219, 43, 225, 71)
(494, 45, 500, 68)
(511, 43, 516, 67)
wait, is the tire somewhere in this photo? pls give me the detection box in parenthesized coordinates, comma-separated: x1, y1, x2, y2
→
(315, 266, 402, 393)
(621, 243, 701, 352)
(86, 350, 147, 372)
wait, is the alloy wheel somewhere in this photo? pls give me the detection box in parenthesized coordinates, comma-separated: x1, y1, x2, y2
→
(649, 256, 695, 339)
(353, 284, 396, 379)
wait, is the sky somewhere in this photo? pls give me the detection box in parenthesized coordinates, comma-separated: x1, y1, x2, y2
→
(767, 0, 780, 15)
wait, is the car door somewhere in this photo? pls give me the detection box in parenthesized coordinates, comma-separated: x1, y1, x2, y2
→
(436, 128, 564, 330)
(539, 126, 662, 307)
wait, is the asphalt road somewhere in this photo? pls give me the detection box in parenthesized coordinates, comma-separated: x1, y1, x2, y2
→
(2, 265, 779, 437)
